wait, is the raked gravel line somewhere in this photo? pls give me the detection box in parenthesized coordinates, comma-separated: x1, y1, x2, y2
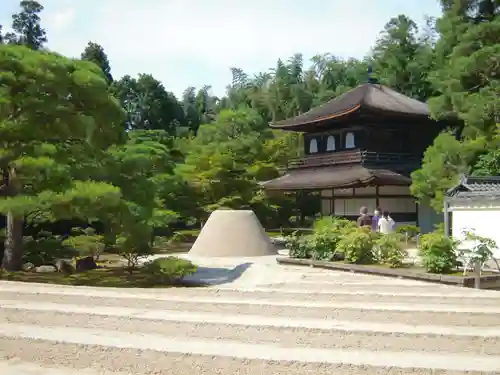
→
(1, 324, 500, 373)
(3, 291, 500, 326)
(4, 286, 500, 305)
(1, 309, 499, 355)
(3, 284, 500, 308)
(1, 258, 500, 374)
(1, 338, 489, 375)
(3, 300, 500, 337)
(5, 288, 500, 314)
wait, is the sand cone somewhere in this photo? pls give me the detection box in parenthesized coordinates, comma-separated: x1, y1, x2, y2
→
(188, 210, 277, 257)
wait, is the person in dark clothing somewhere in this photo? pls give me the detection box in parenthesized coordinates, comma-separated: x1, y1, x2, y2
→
(372, 208, 381, 231)
(357, 206, 372, 227)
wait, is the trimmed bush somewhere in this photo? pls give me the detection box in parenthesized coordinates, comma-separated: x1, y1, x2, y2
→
(63, 228, 105, 261)
(23, 232, 76, 266)
(285, 232, 313, 259)
(374, 233, 407, 268)
(285, 217, 357, 260)
(142, 256, 198, 284)
(396, 225, 420, 241)
(337, 227, 376, 264)
(419, 231, 457, 274)
(116, 235, 154, 271)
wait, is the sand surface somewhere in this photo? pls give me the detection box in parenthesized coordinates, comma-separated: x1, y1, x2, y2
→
(1, 253, 500, 374)
(188, 210, 277, 257)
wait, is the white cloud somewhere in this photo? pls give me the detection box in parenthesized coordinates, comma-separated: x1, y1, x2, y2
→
(45, 7, 75, 32)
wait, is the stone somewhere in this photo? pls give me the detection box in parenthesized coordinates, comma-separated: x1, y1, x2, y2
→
(35, 265, 57, 273)
(21, 262, 35, 272)
(55, 259, 74, 274)
(332, 252, 345, 261)
(75, 256, 97, 272)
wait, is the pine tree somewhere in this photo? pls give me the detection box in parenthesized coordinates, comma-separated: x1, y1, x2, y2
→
(81, 41, 114, 84)
(4, 0, 47, 50)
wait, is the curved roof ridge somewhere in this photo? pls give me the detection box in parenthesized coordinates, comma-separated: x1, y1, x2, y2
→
(271, 83, 431, 130)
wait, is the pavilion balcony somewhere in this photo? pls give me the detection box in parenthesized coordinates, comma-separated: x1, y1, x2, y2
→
(287, 150, 422, 171)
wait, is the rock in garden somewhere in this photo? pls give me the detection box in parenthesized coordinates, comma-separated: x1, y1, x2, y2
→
(55, 259, 74, 274)
(21, 262, 35, 272)
(75, 256, 97, 272)
(35, 265, 57, 273)
(333, 252, 345, 261)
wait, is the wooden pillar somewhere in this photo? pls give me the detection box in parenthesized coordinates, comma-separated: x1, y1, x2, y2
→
(375, 186, 380, 208)
(331, 188, 335, 216)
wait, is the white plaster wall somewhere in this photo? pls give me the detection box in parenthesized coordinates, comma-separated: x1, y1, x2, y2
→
(450, 207, 500, 259)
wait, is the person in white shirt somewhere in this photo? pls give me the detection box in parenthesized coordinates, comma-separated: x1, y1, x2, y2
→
(378, 211, 395, 234)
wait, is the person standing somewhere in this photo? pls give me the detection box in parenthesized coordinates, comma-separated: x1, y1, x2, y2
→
(378, 211, 395, 234)
(372, 208, 381, 232)
(357, 206, 372, 227)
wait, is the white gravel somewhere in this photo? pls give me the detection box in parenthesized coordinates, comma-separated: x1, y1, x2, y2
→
(3, 292, 498, 326)
(1, 309, 499, 355)
(1, 338, 487, 375)
(1, 253, 500, 374)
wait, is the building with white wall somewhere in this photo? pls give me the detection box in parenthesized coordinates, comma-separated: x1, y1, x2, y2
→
(446, 175, 500, 259)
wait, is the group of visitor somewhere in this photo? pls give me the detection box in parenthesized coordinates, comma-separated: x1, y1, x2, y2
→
(357, 207, 395, 234)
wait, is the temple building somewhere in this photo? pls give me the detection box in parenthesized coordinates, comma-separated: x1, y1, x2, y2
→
(261, 78, 453, 231)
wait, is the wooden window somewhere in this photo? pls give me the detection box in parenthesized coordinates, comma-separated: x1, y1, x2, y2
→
(345, 132, 355, 149)
(326, 135, 336, 151)
(309, 138, 318, 153)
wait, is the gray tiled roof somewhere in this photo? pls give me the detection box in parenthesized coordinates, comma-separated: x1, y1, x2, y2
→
(261, 164, 411, 191)
(271, 83, 430, 129)
(446, 175, 500, 200)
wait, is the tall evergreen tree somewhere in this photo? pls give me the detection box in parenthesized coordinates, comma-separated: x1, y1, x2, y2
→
(4, 0, 47, 50)
(81, 41, 114, 84)
(372, 15, 436, 101)
(429, 0, 500, 137)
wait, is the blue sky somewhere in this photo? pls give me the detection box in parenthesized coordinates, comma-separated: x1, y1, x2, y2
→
(1, 0, 443, 99)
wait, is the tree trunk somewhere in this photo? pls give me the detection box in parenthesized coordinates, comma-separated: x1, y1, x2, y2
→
(1, 167, 24, 271)
(2, 213, 23, 271)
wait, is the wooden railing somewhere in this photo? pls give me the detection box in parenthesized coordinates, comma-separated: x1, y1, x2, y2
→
(287, 150, 421, 170)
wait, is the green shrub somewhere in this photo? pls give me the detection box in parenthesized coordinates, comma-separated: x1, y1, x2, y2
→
(116, 234, 154, 272)
(337, 227, 375, 264)
(419, 231, 457, 274)
(309, 216, 356, 259)
(396, 225, 420, 240)
(309, 232, 338, 260)
(374, 233, 407, 268)
(142, 256, 198, 284)
(170, 230, 199, 243)
(23, 232, 76, 266)
(460, 230, 497, 266)
(285, 232, 313, 259)
(313, 216, 356, 235)
(153, 236, 171, 249)
(63, 228, 105, 261)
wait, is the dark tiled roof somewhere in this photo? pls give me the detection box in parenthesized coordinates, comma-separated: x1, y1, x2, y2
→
(271, 83, 430, 129)
(260, 164, 411, 191)
(446, 175, 500, 200)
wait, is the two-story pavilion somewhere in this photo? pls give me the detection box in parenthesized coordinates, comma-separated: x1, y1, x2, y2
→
(261, 80, 452, 230)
